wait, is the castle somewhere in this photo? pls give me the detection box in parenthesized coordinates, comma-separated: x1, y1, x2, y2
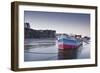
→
(24, 23, 56, 39)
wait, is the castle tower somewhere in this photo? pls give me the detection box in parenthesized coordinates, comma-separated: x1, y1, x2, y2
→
(24, 23, 30, 29)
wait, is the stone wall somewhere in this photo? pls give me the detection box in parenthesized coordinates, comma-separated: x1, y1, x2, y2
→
(24, 23, 56, 39)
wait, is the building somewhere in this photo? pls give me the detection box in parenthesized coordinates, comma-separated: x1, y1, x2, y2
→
(24, 23, 30, 29)
(24, 23, 56, 39)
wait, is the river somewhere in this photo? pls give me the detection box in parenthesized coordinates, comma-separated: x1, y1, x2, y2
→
(24, 39, 90, 61)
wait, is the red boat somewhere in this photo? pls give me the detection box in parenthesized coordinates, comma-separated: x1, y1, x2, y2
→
(57, 35, 82, 49)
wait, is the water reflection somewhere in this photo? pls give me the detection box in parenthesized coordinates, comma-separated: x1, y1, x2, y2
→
(24, 39, 90, 61)
(58, 49, 78, 59)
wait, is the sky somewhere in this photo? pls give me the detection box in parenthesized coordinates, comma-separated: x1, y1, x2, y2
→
(24, 11, 90, 37)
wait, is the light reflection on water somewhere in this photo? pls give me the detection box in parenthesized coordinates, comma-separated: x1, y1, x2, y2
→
(24, 39, 90, 61)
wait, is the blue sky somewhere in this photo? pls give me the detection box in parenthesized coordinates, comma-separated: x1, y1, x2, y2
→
(24, 11, 90, 36)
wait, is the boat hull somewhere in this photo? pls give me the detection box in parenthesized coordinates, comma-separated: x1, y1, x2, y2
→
(58, 38, 82, 49)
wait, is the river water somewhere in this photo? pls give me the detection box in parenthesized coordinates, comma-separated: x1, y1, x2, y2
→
(24, 39, 90, 61)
